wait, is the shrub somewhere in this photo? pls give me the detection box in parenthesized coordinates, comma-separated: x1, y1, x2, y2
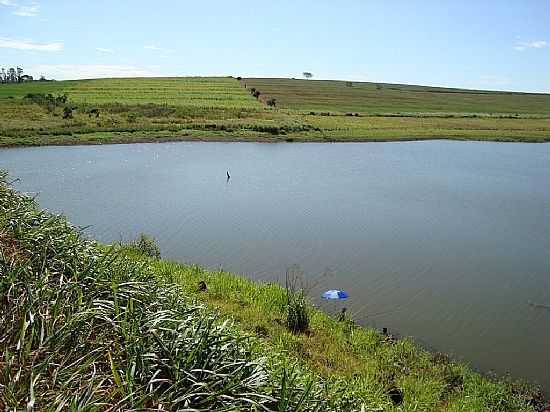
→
(89, 108, 100, 118)
(133, 232, 161, 258)
(62, 106, 73, 119)
(24, 92, 68, 108)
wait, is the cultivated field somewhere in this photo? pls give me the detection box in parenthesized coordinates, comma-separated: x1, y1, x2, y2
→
(1, 76, 550, 146)
(0, 77, 259, 108)
(244, 78, 550, 115)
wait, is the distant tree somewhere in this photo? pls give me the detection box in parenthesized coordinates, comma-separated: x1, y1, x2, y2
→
(39, 75, 47, 81)
(8, 68, 16, 83)
(346, 81, 353, 87)
(16, 67, 23, 82)
(303, 72, 313, 80)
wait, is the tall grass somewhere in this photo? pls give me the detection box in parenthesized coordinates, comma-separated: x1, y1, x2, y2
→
(0, 171, 355, 411)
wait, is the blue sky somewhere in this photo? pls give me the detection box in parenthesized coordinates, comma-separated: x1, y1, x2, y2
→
(1, 0, 549, 92)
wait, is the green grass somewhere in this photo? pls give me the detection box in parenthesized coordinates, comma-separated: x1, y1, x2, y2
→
(132, 257, 545, 412)
(1, 76, 550, 145)
(243, 78, 550, 115)
(0, 77, 259, 108)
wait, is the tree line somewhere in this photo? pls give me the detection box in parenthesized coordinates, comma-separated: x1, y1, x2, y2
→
(0, 67, 46, 83)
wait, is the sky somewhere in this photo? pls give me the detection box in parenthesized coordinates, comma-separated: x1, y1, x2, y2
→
(1, 0, 550, 92)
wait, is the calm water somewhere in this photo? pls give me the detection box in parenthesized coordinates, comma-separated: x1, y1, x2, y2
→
(1, 141, 550, 390)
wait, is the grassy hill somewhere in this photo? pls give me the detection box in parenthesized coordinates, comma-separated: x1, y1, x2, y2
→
(243, 78, 550, 115)
(1, 76, 550, 145)
(0, 77, 259, 108)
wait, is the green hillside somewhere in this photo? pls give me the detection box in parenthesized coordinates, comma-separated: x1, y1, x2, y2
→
(243, 78, 550, 115)
(1, 76, 550, 146)
(0, 77, 259, 108)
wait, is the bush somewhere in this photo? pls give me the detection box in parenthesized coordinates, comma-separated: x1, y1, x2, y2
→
(133, 232, 161, 258)
(24, 92, 68, 107)
(62, 106, 73, 119)
(88, 108, 100, 118)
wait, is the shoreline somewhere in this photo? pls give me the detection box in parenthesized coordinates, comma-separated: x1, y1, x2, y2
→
(2, 132, 550, 149)
(1, 169, 549, 410)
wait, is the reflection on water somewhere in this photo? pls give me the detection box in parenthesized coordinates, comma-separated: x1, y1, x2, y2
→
(1, 140, 550, 391)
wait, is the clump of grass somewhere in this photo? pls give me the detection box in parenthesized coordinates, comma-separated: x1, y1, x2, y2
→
(286, 290, 310, 333)
(284, 266, 310, 334)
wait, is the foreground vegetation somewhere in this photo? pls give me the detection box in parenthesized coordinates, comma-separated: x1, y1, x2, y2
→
(0, 171, 362, 411)
(1, 77, 550, 146)
(1, 173, 547, 411)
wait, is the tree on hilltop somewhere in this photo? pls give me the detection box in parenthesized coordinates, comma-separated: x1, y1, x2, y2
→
(303, 72, 313, 80)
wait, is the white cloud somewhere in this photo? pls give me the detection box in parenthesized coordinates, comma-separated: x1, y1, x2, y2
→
(95, 47, 114, 54)
(144, 44, 174, 53)
(514, 40, 547, 51)
(25, 64, 160, 80)
(13, 2, 39, 16)
(2, 1, 41, 16)
(0, 37, 63, 51)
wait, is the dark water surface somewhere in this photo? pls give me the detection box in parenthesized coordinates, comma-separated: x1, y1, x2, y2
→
(1, 141, 550, 390)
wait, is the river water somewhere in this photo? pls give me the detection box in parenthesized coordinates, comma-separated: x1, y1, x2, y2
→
(1, 141, 549, 390)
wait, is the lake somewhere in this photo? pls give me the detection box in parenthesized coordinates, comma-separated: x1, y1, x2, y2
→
(1, 140, 549, 391)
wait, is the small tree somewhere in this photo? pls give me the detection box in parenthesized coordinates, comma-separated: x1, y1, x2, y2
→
(346, 81, 353, 87)
(303, 72, 313, 80)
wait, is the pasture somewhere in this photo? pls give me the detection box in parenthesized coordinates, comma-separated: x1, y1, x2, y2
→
(1, 76, 550, 145)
